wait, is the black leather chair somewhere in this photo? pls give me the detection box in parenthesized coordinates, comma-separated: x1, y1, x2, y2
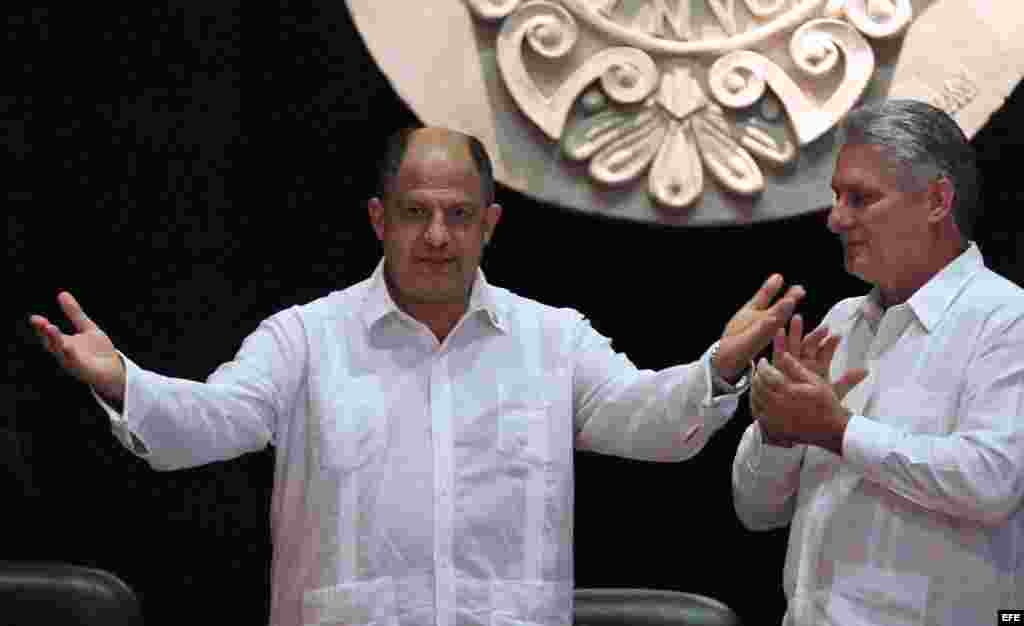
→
(0, 561, 143, 626)
(575, 588, 741, 626)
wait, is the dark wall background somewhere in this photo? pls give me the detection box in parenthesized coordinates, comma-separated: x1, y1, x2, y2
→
(8, 4, 1024, 625)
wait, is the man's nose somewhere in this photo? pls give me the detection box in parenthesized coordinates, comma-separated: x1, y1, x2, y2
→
(424, 210, 451, 246)
(827, 201, 851, 233)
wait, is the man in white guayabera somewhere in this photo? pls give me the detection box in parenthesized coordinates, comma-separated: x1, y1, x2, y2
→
(32, 126, 804, 626)
(735, 99, 1024, 625)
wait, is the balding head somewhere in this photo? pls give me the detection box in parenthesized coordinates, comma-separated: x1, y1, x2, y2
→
(378, 126, 495, 207)
(367, 125, 503, 322)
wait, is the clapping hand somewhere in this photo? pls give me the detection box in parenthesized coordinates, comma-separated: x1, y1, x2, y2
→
(714, 274, 806, 383)
(751, 315, 867, 454)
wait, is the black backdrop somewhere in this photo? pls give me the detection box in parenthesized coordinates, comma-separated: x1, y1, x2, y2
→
(8, 4, 1024, 625)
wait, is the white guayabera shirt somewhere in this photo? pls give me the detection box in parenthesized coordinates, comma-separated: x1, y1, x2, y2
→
(733, 244, 1024, 626)
(94, 259, 744, 626)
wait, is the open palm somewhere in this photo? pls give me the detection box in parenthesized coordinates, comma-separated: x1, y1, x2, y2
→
(29, 291, 125, 403)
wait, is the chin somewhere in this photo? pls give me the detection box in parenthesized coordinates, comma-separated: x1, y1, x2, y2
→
(411, 281, 467, 303)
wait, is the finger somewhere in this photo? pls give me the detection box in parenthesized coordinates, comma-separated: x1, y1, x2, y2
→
(35, 319, 63, 356)
(58, 291, 98, 333)
(772, 328, 786, 364)
(802, 324, 829, 355)
(787, 314, 803, 355)
(777, 351, 817, 384)
(766, 284, 806, 323)
(749, 391, 765, 419)
(29, 315, 52, 348)
(38, 323, 69, 365)
(748, 274, 784, 310)
(816, 334, 842, 372)
(835, 368, 869, 400)
(750, 381, 769, 417)
(757, 357, 786, 390)
(754, 380, 786, 420)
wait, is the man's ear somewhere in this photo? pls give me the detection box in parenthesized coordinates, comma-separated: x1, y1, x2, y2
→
(926, 177, 956, 224)
(483, 203, 502, 245)
(368, 197, 386, 241)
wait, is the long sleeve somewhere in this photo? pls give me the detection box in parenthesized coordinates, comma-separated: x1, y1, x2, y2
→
(92, 306, 309, 471)
(571, 314, 744, 462)
(842, 314, 1024, 526)
(731, 421, 806, 530)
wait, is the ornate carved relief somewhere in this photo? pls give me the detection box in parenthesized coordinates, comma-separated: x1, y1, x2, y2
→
(467, 0, 912, 211)
(348, 0, 1024, 225)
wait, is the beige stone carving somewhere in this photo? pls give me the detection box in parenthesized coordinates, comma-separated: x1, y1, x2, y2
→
(347, 0, 1024, 224)
(489, 1, 882, 210)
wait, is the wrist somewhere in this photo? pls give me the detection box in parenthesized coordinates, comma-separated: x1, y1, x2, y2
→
(712, 339, 747, 384)
(825, 406, 852, 455)
(759, 422, 795, 448)
(96, 355, 127, 411)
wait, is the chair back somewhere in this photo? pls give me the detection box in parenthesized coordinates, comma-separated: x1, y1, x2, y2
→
(574, 588, 741, 626)
(0, 561, 143, 626)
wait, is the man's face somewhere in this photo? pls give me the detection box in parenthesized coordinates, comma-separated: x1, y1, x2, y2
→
(827, 143, 933, 286)
(369, 130, 501, 309)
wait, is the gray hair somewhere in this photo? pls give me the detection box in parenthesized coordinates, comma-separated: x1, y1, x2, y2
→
(838, 99, 980, 240)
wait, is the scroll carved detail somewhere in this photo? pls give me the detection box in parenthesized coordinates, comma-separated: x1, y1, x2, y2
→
(496, 0, 659, 140)
(464, 0, 524, 21)
(708, 19, 875, 145)
(473, 0, 914, 211)
(828, 0, 913, 39)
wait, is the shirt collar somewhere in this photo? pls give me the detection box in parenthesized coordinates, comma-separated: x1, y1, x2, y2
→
(849, 242, 984, 332)
(359, 258, 508, 334)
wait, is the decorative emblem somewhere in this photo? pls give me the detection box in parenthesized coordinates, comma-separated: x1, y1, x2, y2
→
(465, 0, 911, 211)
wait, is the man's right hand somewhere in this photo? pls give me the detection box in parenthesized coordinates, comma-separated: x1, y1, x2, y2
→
(752, 314, 865, 447)
(29, 291, 126, 407)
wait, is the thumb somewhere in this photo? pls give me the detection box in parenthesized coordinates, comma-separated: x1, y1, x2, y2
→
(834, 368, 868, 400)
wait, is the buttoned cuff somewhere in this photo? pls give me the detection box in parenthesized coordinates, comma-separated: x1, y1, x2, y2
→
(705, 340, 753, 398)
(90, 353, 150, 456)
(745, 422, 805, 475)
(841, 414, 895, 479)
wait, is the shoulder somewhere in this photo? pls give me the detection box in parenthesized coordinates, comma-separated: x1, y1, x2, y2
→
(963, 267, 1024, 309)
(263, 275, 375, 331)
(956, 267, 1024, 331)
(821, 295, 867, 327)
(487, 283, 586, 334)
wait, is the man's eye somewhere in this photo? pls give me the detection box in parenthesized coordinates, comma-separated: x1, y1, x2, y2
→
(404, 206, 427, 217)
(447, 207, 478, 223)
(836, 191, 868, 209)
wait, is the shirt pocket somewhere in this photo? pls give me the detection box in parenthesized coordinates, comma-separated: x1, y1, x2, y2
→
(827, 563, 929, 626)
(498, 405, 552, 468)
(319, 378, 391, 473)
(870, 384, 958, 435)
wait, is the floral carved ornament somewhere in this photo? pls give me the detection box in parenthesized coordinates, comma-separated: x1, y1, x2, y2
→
(463, 0, 914, 211)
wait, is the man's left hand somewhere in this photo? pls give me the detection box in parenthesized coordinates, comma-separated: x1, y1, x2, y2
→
(752, 351, 865, 455)
(715, 274, 805, 382)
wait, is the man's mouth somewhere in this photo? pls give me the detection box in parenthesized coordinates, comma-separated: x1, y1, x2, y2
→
(418, 258, 455, 267)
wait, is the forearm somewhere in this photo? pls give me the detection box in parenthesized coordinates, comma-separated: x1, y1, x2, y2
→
(732, 422, 804, 530)
(575, 346, 741, 461)
(844, 415, 1024, 526)
(95, 355, 277, 470)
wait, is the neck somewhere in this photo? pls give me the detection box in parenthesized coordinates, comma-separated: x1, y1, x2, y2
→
(878, 239, 967, 308)
(405, 301, 467, 343)
(383, 271, 470, 344)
